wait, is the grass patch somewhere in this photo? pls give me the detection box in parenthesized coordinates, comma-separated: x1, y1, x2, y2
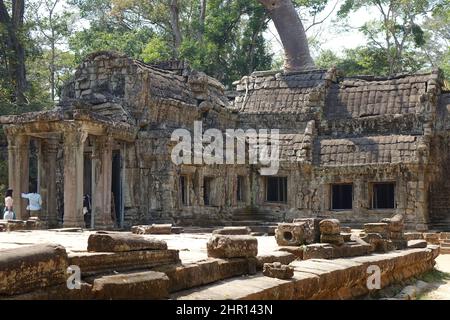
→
(418, 269, 450, 283)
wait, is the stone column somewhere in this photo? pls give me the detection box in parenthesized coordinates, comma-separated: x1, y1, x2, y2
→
(92, 135, 114, 229)
(39, 138, 59, 227)
(7, 134, 29, 220)
(63, 127, 87, 228)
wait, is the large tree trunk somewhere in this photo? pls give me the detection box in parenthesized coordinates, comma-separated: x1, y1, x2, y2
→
(0, 0, 27, 104)
(197, 0, 206, 40)
(169, 0, 182, 57)
(257, 0, 315, 72)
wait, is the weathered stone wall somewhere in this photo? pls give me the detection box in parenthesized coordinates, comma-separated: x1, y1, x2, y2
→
(43, 52, 450, 229)
(228, 68, 445, 230)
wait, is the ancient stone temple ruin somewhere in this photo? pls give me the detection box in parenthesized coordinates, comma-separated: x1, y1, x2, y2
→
(1, 51, 450, 231)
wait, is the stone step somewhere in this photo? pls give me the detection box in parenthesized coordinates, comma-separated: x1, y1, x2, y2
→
(172, 247, 439, 300)
(440, 242, 450, 248)
(440, 247, 450, 254)
(151, 257, 258, 293)
(68, 249, 180, 276)
(90, 270, 170, 299)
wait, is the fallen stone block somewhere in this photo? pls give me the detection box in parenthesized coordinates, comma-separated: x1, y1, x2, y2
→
(275, 223, 306, 246)
(389, 231, 404, 240)
(293, 218, 322, 243)
(341, 226, 352, 233)
(364, 223, 388, 237)
(69, 250, 180, 275)
(423, 233, 440, 245)
(332, 242, 371, 258)
(131, 224, 172, 235)
(391, 239, 408, 250)
(319, 219, 340, 235)
(342, 232, 352, 242)
(440, 232, 450, 240)
(407, 240, 427, 249)
(263, 262, 294, 280)
(212, 226, 251, 235)
(25, 218, 46, 230)
(92, 271, 169, 299)
(321, 233, 344, 246)
(5, 220, 27, 231)
(87, 232, 167, 252)
(404, 232, 423, 241)
(171, 227, 184, 234)
(256, 251, 296, 270)
(303, 243, 334, 260)
(278, 246, 304, 259)
(207, 235, 257, 258)
(381, 214, 404, 232)
(0, 243, 69, 295)
(360, 233, 394, 253)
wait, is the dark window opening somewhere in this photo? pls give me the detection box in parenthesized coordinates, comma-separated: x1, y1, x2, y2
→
(373, 183, 395, 209)
(331, 184, 353, 210)
(180, 176, 187, 205)
(204, 177, 212, 205)
(237, 176, 245, 202)
(266, 177, 287, 203)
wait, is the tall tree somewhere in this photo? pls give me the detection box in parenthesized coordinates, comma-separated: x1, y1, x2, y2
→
(169, 0, 182, 56)
(0, 0, 27, 104)
(257, 0, 315, 71)
(32, 0, 74, 101)
(338, 0, 445, 75)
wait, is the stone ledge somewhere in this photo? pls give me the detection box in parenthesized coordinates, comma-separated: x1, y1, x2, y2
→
(173, 246, 439, 300)
(68, 249, 180, 275)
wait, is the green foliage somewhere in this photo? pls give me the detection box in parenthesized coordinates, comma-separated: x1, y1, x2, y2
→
(69, 26, 154, 62)
(316, 45, 429, 77)
(336, 0, 447, 75)
(66, 0, 273, 87)
(140, 36, 172, 63)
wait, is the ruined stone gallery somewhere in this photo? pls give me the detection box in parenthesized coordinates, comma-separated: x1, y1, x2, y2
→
(1, 51, 449, 300)
(1, 51, 449, 232)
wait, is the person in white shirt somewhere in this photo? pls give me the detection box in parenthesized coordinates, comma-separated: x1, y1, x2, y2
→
(21, 187, 42, 218)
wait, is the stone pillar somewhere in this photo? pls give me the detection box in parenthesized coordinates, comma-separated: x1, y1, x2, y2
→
(7, 134, 29, 220)
(39, 138, 59, 228)
(92, 135, 114, 229)
(63, 127, 87, 228)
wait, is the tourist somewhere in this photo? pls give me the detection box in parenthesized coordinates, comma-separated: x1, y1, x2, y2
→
(21, 188, 42, 218)
(83, 194, 91, 228)
(3, 189, 15, 220)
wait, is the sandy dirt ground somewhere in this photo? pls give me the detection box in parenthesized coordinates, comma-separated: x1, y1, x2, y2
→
(421, 254, 450, 300)
(0, 229, 280, 263)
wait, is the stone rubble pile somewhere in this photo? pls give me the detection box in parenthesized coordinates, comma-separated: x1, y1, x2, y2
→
(131, 224, 183, 235)
(262, 262, 294, 280)
(207, 235, 258, 258)
(0, 218, 46, 232)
